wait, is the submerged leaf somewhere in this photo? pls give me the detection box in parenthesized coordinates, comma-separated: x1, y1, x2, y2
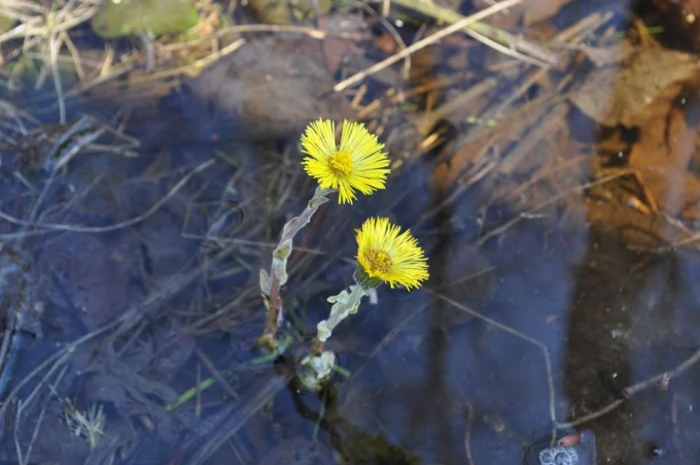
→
(571, 44, 700, 127)
(91, 0, 199, 38)
(247, 0, 331, 24)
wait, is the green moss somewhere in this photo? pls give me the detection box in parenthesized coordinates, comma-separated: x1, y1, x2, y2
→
(247, 0, 332, 24)
(91, 0, 199, 38)
(0, 13, 16, 33)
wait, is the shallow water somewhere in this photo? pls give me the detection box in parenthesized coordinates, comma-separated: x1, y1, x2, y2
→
(1, 1, 700, 464)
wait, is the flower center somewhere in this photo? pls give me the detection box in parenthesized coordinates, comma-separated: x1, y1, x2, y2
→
(364, 249, 393, 275)
(329, 150, 353, 176)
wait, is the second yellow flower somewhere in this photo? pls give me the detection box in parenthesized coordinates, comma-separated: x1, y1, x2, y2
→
(356, 217, 429, 291)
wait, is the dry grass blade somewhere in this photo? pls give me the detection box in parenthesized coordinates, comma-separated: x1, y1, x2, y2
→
(127, 38, 245, 84)
(62, 401, 106, 450)
(158, 23, 346, 49)
(475, 172, 629, 246)
(389, 0, 557, 66)
(557, 347, 700, 429)
(0, 159, 216, 234)
(0, 237, 239, 435)
(182, 374, 290, 465)
(335, 0, 528, 91)
(12, 362, 69, 465)
(0, 0, 99, 44)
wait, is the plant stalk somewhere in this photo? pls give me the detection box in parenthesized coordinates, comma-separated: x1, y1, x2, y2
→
(258, 187, 332, 349)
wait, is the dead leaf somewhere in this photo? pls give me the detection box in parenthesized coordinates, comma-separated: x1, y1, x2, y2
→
(627, 88, 700, 218)
(188, 37, 355, 140)
(247, 0, 331, 24)
(651, 0, 700, 52)
(522, 0, 574, 25)
(570, 44, 700, 127)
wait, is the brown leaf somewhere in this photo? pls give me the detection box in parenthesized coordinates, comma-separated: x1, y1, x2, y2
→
(188, 37, 356, 140)
(570, 44, 700, 127)
(522, 0, 574, 25)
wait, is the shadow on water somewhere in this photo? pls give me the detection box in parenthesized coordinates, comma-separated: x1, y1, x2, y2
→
(563, 228, 700, 463)
(2, 1, 700, 464)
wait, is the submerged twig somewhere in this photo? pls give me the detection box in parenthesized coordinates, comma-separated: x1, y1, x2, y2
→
(464, 403, 476, 465)
(388, 0, 557, 66)
(48, 29, 66, 123)
(0, 241, 238, 435)
(435, 286, 700, 434)
(13, 358, 69, 465)
(157, 23, 359, 49)
(475, 171, 629, 246)
(194, 346, 239, 401)
(430, 291, 558, 445)
(0, 159, 215, 236)
(335, 0, 528, 91)
(558, 347, 700, 429)
(138, 32, 155, 74)
(180, 373, 290, 465)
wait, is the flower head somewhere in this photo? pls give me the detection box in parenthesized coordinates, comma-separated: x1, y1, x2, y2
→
(301, 119, 391, 204)
(355, 217, 429, 291)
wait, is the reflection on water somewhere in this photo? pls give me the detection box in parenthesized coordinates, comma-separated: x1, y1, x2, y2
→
(1, 1, 700, 464)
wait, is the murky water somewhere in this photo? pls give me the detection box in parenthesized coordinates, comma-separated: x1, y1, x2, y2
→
(2, 1, 700, 464)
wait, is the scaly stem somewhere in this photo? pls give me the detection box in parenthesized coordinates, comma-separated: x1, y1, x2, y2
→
(302, 284, 369, 390)
(258, 187, 332, 349)
(311, 284, 368, 354)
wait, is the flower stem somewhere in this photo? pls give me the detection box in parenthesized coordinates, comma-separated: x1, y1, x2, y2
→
(311, 284, 368, 354)
(258, 187, 332, 349)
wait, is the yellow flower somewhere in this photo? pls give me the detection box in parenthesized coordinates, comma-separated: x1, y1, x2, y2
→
(301, 119, 391, 204)
(355, 217, 429, 291)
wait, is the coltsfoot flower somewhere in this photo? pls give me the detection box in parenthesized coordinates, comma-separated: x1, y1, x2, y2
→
(355, 217, 429, 291)
(301, 119, 390, 204)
